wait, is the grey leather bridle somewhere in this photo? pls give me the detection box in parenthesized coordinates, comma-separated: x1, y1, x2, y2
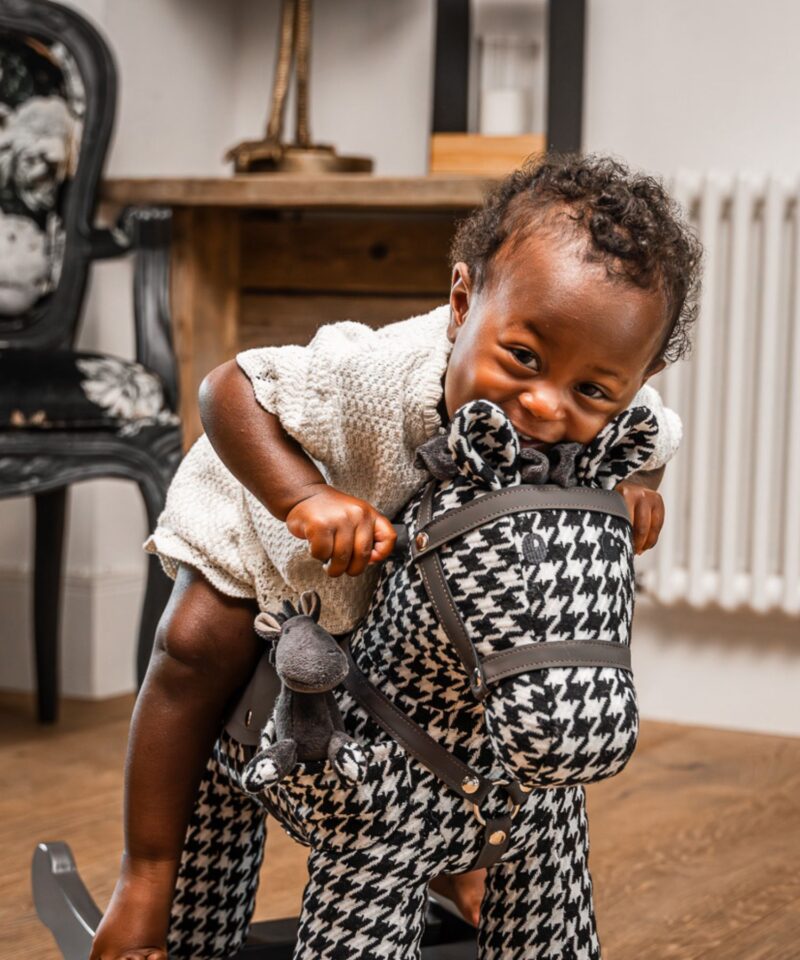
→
(342, 480, 633, 866)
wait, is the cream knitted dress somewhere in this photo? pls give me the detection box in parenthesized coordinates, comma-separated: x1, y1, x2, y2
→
(145, 305, 680, 635)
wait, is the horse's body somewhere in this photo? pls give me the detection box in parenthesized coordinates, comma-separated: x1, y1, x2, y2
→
(165, 400, 657, 960)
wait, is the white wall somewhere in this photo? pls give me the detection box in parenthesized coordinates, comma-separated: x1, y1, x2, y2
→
(1, 0, 798, 734)
(230, 0, 436, 175)
(585, 0, 800, 178)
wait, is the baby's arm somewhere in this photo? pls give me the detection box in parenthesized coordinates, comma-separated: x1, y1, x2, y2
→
(200, 360, 396, 577)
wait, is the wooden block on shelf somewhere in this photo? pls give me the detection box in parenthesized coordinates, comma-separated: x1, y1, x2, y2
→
(429, 133, 546, 176)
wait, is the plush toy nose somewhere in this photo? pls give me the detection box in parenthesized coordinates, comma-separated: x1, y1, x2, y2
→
(275, 617, 349, 693)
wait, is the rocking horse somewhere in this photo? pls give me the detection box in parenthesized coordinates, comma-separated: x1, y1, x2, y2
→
(34, 398, 657, 959)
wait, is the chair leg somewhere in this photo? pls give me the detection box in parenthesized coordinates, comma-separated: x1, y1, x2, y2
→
(33, 487, 68, 724)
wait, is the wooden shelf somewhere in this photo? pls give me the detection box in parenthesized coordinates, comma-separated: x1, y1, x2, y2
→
(101, 174, 499, 211)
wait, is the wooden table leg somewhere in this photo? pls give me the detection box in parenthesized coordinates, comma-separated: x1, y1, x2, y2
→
(170, 207, 241, 448)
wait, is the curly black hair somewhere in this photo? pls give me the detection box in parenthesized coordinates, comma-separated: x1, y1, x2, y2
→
(450, 153, 703, 363)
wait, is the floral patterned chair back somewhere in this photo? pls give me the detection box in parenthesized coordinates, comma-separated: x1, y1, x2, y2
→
(0, 0, 179, 435)
(0, 0, 114, 349)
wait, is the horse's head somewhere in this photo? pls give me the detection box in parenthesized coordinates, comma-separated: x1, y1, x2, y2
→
(409, 399, 659, 786)
(351, 399, 659, 788)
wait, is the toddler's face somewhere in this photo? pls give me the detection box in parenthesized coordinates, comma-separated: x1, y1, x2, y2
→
(443, 226, 667, 450)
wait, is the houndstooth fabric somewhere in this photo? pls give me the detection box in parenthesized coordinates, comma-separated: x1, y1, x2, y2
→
(576, 405, 658, 490)
(168, 399, 656, 959)
(167, 737, 266, 959)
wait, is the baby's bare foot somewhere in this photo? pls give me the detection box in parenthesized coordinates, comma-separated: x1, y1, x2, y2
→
(430, 867, 487, 927)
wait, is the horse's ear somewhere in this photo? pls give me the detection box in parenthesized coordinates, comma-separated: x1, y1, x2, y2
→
(298, 591, 321, 621)
(254, 611, 283, 639)
(576, 406, 659, 489)
(448, 400, 521, 490)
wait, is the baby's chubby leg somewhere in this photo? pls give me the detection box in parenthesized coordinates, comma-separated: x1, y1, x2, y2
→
(430, 869, 486, 927)
(90, 566, 263, 960)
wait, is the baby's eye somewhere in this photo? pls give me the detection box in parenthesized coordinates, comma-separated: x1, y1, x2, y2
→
(510, 348, 541, 372)
(576, 382, 609, 400)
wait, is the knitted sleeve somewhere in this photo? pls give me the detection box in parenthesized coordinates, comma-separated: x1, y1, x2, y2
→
(235, 311, 451, 500)
(632, 383, 682, 471)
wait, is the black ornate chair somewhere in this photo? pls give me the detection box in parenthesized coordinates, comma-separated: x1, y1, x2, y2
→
(0, 0, 182, 722)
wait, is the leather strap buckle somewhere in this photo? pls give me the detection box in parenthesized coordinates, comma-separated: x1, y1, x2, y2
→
(471, 780, 526, 827)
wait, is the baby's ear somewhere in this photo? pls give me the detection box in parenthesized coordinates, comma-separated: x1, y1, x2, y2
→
(642, 358, 666, 383)
(448, 262, 472, 340)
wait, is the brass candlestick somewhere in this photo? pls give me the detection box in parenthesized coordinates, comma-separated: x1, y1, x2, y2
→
(225, 0, 372, 174)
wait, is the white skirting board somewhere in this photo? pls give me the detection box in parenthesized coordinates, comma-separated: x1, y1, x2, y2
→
(632, 595, 800, 738)
(0, 567, 144, 699)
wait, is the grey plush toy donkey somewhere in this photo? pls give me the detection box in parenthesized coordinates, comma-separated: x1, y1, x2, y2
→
(241, 591, 367, 790)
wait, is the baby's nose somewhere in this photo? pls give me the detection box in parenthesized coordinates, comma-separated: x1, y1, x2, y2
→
(519, 386, 563, 421)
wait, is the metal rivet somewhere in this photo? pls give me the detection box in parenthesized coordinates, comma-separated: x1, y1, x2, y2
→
(245, 709, 253, 727)
(472, 669, 483, 689)
(462, 776, 480, 795)
(489, 830, 507, 846)
(415, 531, 429, 550)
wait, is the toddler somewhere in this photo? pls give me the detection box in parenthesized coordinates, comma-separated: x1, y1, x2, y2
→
(90, 154, 701, 960)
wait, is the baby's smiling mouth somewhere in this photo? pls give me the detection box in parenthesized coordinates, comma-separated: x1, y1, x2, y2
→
(516, 432, 553, 452)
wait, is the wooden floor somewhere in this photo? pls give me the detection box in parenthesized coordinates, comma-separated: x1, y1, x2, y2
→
(2, 692, 798, 960)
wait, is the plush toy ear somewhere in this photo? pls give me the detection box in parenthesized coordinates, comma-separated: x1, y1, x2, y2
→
(280, 599, 299, 621)
(447, 399, 521, 490)
(576, 406, 659, 489)
(298, 590, 321, 621)
(254, 611, 283, 639)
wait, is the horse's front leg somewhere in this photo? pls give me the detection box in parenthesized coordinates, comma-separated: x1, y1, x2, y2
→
(478, 785, 600, 960)
(295, 840, 431, 960)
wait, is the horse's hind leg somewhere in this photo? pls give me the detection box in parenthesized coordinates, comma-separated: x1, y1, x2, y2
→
(295, 840, 430, 959)
(167, 739, 267, 959)
(478, 786, 600, 960)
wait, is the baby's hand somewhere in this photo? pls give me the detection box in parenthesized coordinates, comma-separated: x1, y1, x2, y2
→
(285, 485, 397, 577)
(616, 481, 665, 554)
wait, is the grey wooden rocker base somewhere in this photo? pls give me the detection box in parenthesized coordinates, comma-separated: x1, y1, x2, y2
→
(32, 842, 477, 959)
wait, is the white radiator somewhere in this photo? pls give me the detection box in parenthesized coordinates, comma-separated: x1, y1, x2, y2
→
(640, 173, 800, 616)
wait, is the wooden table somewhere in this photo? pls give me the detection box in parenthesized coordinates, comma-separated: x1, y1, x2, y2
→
(101, 175, 497, 444)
